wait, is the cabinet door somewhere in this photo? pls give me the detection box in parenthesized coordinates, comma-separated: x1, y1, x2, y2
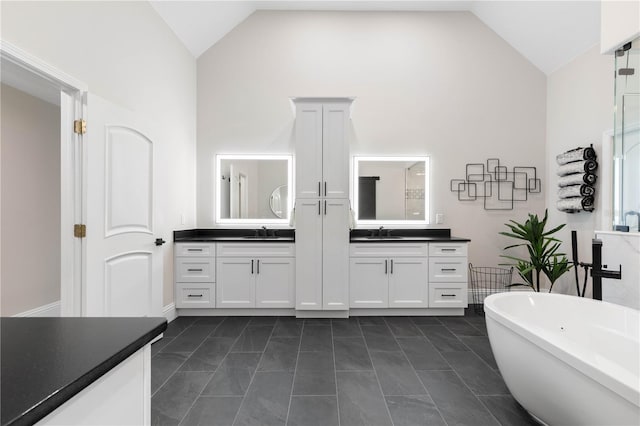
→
(216, 257, 255, 308)
(255, 257, 295, 308)
(323, 199, 350, 310)
(349, 257, 388, 308)
(295, 103, 323, 199)
(322, 103, 350, 199)
(389, 257, 428, 308)
(295, 200, 323, 310)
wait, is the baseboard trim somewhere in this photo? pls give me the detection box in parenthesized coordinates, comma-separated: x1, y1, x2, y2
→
(13, 301, 61, 317)
(162, 303, 177, 323)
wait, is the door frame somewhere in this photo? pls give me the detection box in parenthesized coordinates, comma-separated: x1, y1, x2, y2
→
(1, 41, 87, 316)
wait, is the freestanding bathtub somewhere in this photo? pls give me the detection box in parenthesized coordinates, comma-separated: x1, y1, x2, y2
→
(485, 292, 640, 426)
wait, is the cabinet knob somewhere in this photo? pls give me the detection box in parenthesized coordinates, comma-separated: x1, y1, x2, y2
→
(155, 238, 166, 246)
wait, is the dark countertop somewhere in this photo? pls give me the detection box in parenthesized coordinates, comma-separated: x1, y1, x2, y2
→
(174, 228, 295, 242)
(1, 317, 167, 426)
(350, 228, 470, 243)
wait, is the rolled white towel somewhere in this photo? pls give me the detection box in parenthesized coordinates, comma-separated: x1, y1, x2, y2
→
(556, 146, 596, 165)
(557, 196, 595, 213)
(558, 173, 597, 187)
(557, 184, 595, 199)
(557, 160, 598, 176)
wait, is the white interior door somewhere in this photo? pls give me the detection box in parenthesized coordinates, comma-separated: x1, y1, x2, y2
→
(85, 94, 162, 317)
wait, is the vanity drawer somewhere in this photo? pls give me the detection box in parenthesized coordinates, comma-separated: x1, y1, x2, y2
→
(428, 243, 468, 257)
(429, 283, 467, 308)
(216, 243, 295, 258)
(349, 243, 427, 258)
(176, 283, 215, 308)
(429, 257, 468, 282)
(175, 243, 215, 257)
(175, 258, 215, 282)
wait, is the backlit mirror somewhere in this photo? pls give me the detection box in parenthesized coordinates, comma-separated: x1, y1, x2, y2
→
(353, 156, 430, 225)
(216, 155, 293, 224)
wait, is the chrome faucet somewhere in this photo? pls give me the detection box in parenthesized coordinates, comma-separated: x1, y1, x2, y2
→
(378, 226, 384, 237)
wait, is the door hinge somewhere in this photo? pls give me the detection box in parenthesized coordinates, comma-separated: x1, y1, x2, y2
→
(74, 224, 86, 238)
(73, 119, 86, 134)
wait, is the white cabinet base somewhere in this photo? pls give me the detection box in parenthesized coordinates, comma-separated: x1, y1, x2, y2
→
(350, 308, 464, 316)
(37, 345, 151, 425)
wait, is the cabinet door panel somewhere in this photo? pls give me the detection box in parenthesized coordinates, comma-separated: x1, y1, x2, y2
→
(323, 199, 350, 310)
(349, 257, 388, 308)
(295, 200, 323, 310)
(255, 258, 295, 308)
(295, 103, 323, 199)
(389, 258, 428, 308)
(216, 257, 254, 308)
(322, 104, 350, 199)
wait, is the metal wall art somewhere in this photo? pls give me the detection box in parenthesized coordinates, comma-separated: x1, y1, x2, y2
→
(450, 158, 541, 210)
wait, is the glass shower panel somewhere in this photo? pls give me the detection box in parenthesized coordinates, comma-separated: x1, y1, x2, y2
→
(613, 39, 640, 232)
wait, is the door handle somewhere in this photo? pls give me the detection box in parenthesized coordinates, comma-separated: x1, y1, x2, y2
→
(187, 248, 202, 252)
(318, 200, 321, 215)
(324, 181, 327, 196)
(155, 238, 166, 246)
(385, 259, 388, 274)
(390, 259, 394, 274)
(256, 259, 260, 274)
(318, 181, 321, 196)
(441, 268, 457, 272)
(187, 294, 203, 298)
(251, 259, 254, 274)
(187, 268, 203, 272)
(324, 200, 327, 215)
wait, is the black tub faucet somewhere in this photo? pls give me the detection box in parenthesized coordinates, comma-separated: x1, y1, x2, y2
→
(590, 239, 622, 301)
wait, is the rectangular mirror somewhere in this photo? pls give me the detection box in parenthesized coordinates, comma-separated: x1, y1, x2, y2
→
(216, 154, 293, 224)
(353, 156, 430, 225)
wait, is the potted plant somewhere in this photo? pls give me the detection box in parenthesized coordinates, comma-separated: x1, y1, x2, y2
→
(500, 209, 572, 292)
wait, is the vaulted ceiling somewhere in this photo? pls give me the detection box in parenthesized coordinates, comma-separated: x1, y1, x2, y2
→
(150, 1, 601, 75)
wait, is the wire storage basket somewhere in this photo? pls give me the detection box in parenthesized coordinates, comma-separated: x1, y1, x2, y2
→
(469, 264, 514, 315)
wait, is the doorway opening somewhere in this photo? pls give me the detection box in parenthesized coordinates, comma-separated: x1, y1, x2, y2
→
(1, 42, 86, 316)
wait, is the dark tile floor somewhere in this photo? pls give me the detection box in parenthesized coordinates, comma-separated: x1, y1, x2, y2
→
(151, 309, 538, 426)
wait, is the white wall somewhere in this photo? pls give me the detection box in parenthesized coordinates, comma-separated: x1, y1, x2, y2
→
(1, 84, 61, 316)
(546, 44, 613, 296)
(197, 11, 547, 269)
(601, 0, 640, 54)
(1, 1, 197, 306)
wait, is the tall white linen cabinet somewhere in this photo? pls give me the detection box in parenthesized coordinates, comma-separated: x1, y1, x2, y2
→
(293, 98, 354, 313)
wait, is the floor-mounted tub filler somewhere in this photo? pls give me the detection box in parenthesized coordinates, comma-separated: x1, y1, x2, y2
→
(485, 292, 640, 426)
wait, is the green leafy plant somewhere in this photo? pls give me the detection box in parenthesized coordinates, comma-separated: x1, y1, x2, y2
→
(500, 209, 572, 292)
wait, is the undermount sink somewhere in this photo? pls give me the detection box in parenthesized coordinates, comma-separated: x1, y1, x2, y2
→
(364, 235, 404, 239)
(242, 235, 282, 239)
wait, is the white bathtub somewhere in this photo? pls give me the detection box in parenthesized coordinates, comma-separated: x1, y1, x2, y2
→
(485, 292, 640, 426)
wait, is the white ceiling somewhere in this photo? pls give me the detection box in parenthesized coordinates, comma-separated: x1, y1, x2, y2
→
(150, 0, 601, 75)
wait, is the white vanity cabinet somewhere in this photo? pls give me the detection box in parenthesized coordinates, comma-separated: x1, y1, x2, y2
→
(428, 243, 468, 308)
(349, 241, 469, 311)
(349, 243, 429, 308)
(293, 97, 353, 312)
(216, 243, 295, 309)
(174, 243, 216, 308)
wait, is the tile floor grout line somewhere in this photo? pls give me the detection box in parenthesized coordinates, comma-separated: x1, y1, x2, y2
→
(385, 317, 450, 426)
(358, 318, 396, 426)
(331, 319, 341, 426)
(175, 317, 251, 426)
(228, 317, 279, 426)
(438, 321, 503, 426)
(284, 318, 304, 426)
(152, 318, 226, 399)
